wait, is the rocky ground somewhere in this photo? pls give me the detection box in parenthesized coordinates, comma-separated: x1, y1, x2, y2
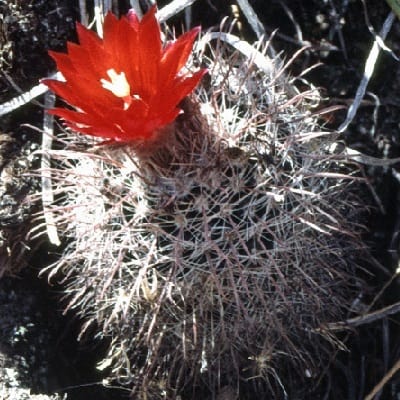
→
(1, 0, 400, 399)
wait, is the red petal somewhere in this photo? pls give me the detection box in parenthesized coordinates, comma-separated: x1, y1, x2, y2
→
(45, 6, 204, 144)
(49, 108, 123, 140)
(66, 123, 123, 140)
(103, 11, 139, 84)
(160, 27, 201, 83)
(43, 77, 119, 115)
(75, 23, 108, 77)
(119, 111, 179, 141)
(103, 11, 118, 31)
(76, 21, 102, 48)
(126, 8, 140, 30)
(61, 43, 92, 82)
(125, 97, 149, 117)
(48, 107, 99, 125)
(151, 108, 180, 130)
(48, 50, 76, 74)
(103, 11, 120, 59)
(155, 69, 207, 111)
(136, 5, 162, 98)
(120, 16, 141, 87)
(42, 80, 82, 107)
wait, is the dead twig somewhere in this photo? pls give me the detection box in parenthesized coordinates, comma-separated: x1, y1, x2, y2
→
(338, 11, 396, 132)
(321, 301, 400, 332)
(236, 0, 266, 40)
(0, 72, 60, 117)
(41, 91, 60, 246)
(364, 357, 400, 400)
(157, 0, 198, 23)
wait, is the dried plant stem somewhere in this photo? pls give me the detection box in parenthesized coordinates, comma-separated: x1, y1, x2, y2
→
(129, 0, 143, 18)
(322, 301, 400, 332)
(41, 91, 60, 246)
(157, 0, 198, 23)
(364, 357, 400, 400)
(338, 11, 395, 132)
(198, 32, 274, 74)
(0, 72, 61, 117)
(344, 147, 400, 166)
(236, 0, 266, 39)
(79, 0, 88, 26)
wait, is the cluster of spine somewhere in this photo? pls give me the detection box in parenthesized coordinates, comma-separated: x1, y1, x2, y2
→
(43, 36, 368, 399)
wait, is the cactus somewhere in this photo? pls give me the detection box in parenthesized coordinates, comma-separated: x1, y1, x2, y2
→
(40, 8, 369, 400)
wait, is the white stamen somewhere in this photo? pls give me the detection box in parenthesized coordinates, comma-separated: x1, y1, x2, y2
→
(100, 69, 131, 98)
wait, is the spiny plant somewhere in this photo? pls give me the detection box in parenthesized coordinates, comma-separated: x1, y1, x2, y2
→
(36, 5, 370, 399)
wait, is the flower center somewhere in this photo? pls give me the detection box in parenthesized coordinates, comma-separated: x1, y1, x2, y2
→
(101, 69, 132, 110)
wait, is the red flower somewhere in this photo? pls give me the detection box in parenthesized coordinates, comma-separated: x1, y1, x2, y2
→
(42, 6, 206, 143)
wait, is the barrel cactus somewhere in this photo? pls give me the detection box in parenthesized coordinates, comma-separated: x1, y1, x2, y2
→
(40, 6, 369, 399)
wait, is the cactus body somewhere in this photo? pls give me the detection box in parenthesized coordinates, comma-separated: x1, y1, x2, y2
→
(43, 36, 368, 399)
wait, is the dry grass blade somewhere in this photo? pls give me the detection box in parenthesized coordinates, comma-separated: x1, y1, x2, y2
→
(157, 0, 199, 23)
(321, 301, 400, 332)
(338, 11, 395, 132)
(236, 0, 266, 39)
(0, 73, 61, 117)
(198, 32, 275, 74)
(41, 91, 60, 246)
(344, 148, 400, 166)
(365, 357, 400, 400)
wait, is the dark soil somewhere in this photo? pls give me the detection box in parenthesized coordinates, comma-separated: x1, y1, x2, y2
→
(1, 0, 400, 399)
